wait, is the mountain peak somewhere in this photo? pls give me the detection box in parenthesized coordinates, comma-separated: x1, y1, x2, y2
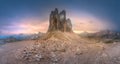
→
(48, 8, 73, 32)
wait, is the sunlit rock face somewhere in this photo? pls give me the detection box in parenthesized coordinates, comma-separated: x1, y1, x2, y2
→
(48, 8, 73, 32)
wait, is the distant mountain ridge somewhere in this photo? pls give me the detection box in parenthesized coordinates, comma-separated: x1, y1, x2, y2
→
(0, 32, 44, 43)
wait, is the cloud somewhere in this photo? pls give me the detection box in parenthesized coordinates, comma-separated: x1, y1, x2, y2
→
(67, 12, 115, 33)
(0, 11, 116, 34)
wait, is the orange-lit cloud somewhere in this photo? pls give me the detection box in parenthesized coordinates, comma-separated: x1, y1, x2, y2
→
(12, 18, 49, 34)
(67, 12, 115, 33)
(8, 12, 115, 34)
(2, 18, 48, 34)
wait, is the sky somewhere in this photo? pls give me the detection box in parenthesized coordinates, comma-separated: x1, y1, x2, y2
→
(0, 0, 120, 34)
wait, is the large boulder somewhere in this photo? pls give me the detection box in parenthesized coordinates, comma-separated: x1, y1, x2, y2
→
(48, 8, 73, 32)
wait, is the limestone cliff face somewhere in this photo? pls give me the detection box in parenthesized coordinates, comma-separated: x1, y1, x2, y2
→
(47, 8, 73, 32)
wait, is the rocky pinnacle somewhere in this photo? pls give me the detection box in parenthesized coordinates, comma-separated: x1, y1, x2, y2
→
(47, 8, 73, 32)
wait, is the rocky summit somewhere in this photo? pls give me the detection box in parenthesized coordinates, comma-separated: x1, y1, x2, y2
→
(48, 8, 72, 32)
(42, 8, 80, 41)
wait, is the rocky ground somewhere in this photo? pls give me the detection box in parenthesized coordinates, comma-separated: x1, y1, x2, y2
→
(0, 40, 34, 64)
(0, 32, 120, 64)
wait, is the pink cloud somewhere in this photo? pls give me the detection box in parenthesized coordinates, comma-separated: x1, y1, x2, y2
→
(3, 12, 115, 34)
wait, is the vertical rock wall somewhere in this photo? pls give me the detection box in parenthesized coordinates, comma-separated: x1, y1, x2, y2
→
(47, 8, 73, 32)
